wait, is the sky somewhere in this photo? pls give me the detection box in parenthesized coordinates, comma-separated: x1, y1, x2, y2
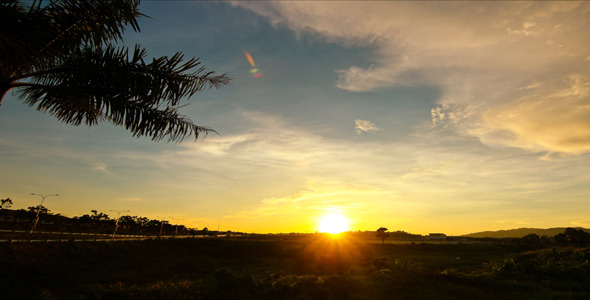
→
(1, 1, 590, 235)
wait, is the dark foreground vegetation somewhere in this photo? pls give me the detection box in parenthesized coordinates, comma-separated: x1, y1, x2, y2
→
(2, 234, 590, 300)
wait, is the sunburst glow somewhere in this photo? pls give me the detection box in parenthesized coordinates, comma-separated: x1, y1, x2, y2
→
(318, 213, 350, 234)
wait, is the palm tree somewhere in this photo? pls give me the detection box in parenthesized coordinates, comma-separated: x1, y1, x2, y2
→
(0, 0, 230, 142)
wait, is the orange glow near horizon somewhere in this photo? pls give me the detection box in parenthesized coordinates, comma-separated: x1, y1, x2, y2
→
(318, 213, 350, 234)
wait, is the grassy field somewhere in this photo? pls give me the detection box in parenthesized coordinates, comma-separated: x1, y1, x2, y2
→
(1, 234, 589, 299)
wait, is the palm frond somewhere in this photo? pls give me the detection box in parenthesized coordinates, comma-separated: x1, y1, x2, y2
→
(16, 45, 230, 142)
(1, 0, 143, 78)
(42, 0, 143, 49)
(0, 1, 55, 77)
(2, 1, 230, 142)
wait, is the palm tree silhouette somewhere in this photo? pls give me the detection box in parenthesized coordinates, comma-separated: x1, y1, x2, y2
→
(1, 0, 230, 142)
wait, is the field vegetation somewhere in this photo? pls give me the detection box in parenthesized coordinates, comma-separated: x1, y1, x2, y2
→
(1, 232, 590, 299)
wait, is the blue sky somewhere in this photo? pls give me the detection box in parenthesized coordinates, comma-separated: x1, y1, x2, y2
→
(1, 1, 590, 235)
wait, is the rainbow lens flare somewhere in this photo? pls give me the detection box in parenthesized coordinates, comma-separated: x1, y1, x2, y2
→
(244, 51, 262, 78)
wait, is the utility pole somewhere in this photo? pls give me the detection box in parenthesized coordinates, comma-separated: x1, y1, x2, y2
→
(110, 209, 129, 241)
(158, 218, 166, 238)
(29, 193, 59, 234)
(169, 217, 183, 238)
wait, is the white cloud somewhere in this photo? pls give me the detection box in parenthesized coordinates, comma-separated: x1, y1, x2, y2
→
(91, 162, 111, 174)
(354, 119, 380, 134)
(476, 74, 590, 155)
(234, 1, 590, 155)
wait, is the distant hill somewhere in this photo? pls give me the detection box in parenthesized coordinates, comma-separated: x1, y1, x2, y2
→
(464, 227, 590, 238)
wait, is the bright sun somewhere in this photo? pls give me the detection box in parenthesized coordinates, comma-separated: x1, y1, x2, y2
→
(318, 213, 350, 234)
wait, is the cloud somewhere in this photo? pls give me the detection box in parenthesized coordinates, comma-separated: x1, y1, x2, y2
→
(91, 162, 111, 174)
(572, 220, 590, 227)
(224, 180, 375, 220)
(355, 119, 380, 134)
(401, 163, 450, 179)
(116, 197, 142, 202)
(234, 2, 590, 155)
(127, 110, 590, 199)
(476, 74, 590, 155)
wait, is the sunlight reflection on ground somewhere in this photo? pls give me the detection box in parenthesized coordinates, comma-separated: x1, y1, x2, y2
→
(298, 233, 371, 273)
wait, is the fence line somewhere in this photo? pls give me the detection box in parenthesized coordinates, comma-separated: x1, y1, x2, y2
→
(0, 234, 215, 243)
(0, 237, 150, 243)
(0, 229, 146, 237)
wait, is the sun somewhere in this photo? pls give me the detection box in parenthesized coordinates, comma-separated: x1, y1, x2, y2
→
(318, 213, 350, 234)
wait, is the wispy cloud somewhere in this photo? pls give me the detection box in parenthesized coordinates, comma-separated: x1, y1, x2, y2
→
(572, 220, 590, 227)
(224, 180, 373, 220)
(355, 119, 380, 135)
(476, 74, 590, 155)
(116, 197, 142, 202)
(4, 105, 589, 233)
(235, 2, 590, 155)
(91, 162, 111, 174)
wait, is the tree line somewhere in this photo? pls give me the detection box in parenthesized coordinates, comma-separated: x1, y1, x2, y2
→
(518, 228, 590, 248)
(0, 197, 216, 236)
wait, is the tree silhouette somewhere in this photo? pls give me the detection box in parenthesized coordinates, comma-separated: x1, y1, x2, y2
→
(0, 198, 13, 209)
(1, 0, 230, 142)
(90, 210, 111, 221)
(376, 227, 390, 244)
(521, 233, 542, 249)
(27, 204, 49, 214)
(563, 228, 590, 244)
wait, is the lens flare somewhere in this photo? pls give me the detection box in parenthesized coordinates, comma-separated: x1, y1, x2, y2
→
(244, 51, 255, 67)
(244, 51, 262, 78)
